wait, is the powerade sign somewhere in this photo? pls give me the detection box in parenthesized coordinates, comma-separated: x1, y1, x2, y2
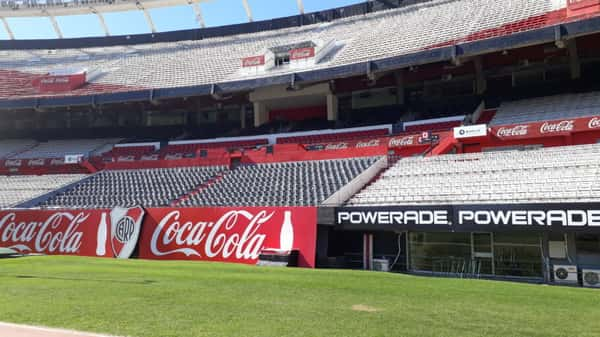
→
(335, 204, 600, 232)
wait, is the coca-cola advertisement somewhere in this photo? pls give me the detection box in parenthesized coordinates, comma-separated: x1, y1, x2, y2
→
(138, 207, 317, 268)
(0, 207, 318, 268)
(491, 115, 600, 139)
(0, 209, 103, 256)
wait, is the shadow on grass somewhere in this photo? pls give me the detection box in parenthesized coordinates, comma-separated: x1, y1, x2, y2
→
(0, 273, 156, 285)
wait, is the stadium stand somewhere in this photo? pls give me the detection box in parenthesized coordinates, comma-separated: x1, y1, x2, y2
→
(39, 166, 224, 208)
(11, 138, 119, 159)
(181, 157, 380, 207)
(0, 174, 87, 208)
(490, 92, 600, 126)
(0, 139, 37, 158)
(347, 143, 600, 206)
(0, 0, 564, 98)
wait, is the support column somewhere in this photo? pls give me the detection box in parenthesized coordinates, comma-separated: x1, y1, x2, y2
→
(474, 56, 487, 94)
(94, 11, 111, 36)
(567, 39, 581, 80)
(191, 2, 206, 28)
(240, 105, 247, 129)
(253, 102, 268, 127)
(48, 15, 63, 39)
(363, 233, 373, 270)
(394, 70, 405, 105)
(326, 94, 338, 122)
(0, 17, 14, 40)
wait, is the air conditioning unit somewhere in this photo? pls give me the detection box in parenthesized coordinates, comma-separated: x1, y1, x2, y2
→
(553, 265, 578, 285)
(582, 269, 600, 288)
(372, 258, 390, 272)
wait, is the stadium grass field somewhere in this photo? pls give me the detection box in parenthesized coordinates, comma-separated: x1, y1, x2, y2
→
(0, 256, 599, 337)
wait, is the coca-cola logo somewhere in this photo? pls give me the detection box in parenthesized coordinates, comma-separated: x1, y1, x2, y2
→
(588, 117, 600, 129)
(242, 56, 265, 67)
(388, 136, 414, 147)
(496, 125, 529, 137)
(5, 159, 22, 167)
(150, 210, 274, 260)
(290, 48, 314, 60)
(0, 212, 85, 254)
(324, 142, 348, 150)
(355, 139, 380, 148)
(40, 76, 70, 84)
(28, 158, 45, 166)
(540, 120, 574, 134)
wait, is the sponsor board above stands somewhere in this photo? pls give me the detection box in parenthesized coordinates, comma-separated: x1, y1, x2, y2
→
(492, 115, 600, 139)
(0, 207, 317, 267)
(453, 124, 488, 139)
(336, 204, 600, 232)
(305, 132, 443, 151)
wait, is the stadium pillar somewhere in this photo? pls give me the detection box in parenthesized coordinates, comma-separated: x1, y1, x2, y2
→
(253, 102, 268, 127)
(394, 70, 405, 105)
(47, 14, 63, 39)
(0, 17, 14, 40)
(94, 11, 111, 36)
(240, 105, 247, 129)
(474, 57, 487, 94)
(326, 94, 338, 121)
(363, 233, 373, 270)
(567, 39, 581, 80)
(192, 3, 206, 28)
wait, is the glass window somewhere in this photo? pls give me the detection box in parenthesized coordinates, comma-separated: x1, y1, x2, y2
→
(493, 233, 542, 278)
(409, 232, 471, 273)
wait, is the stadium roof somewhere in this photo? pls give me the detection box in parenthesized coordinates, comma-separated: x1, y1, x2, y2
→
(0, 0, 365, 39)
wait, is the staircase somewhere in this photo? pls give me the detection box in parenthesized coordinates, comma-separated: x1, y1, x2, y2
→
(171, 171, 225, 206)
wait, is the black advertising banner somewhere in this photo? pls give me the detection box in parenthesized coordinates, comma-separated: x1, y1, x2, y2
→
(335, 203, 600, 233)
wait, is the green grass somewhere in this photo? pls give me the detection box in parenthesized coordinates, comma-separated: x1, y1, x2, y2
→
(0, 256, 599, 337)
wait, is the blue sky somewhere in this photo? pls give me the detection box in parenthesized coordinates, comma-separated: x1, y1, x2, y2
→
(0, 0, 364, 39)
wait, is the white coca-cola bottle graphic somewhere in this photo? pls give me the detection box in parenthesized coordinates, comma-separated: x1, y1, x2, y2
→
(279, 211, 294, 251)
(96, 212, 108, 256)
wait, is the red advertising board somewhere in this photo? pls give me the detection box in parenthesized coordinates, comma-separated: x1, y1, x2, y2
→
(491, 115, 600, 140)
(138, 207, 317, 267)
(290, 47, 315, 60)
(0, 207, 318, 268)
(241, 55, 266, 67)
(34, 72, 87, 93)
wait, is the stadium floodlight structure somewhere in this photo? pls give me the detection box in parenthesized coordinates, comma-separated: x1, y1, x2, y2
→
(0, 0, 311, 39)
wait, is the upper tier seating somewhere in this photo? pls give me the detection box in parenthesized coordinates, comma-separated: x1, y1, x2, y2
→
(39, 166, 224, 208)
(277, 129, 389, 144)
(0, 0, 562, 98)
(11, 138, 120, 159)
(490, 92, 600, 126)
(0, 139, 37, 158)
(163, 139, 268, 155)
(0, 174, 87, 208)
(182, 157, 379, 207)
(347, 143, 600, 206)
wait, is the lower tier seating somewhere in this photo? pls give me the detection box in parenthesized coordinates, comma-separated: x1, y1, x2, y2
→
(348, 143, 600, 206)
(39, 166, 224, 208)
(181, 157, 380, 207)
(0, 174, 87, 208)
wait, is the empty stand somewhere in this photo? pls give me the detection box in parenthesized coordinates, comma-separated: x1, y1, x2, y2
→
(182, 157, 379, 207)
(39, 166, 224, 208)
(0, 0, 563, 98)
(0, 139, 37, 158)
(348, 144, 600, 206)
(0, 174, 87, 208)
(491, 92, 600, 125)
(12, 138, 119, 159)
